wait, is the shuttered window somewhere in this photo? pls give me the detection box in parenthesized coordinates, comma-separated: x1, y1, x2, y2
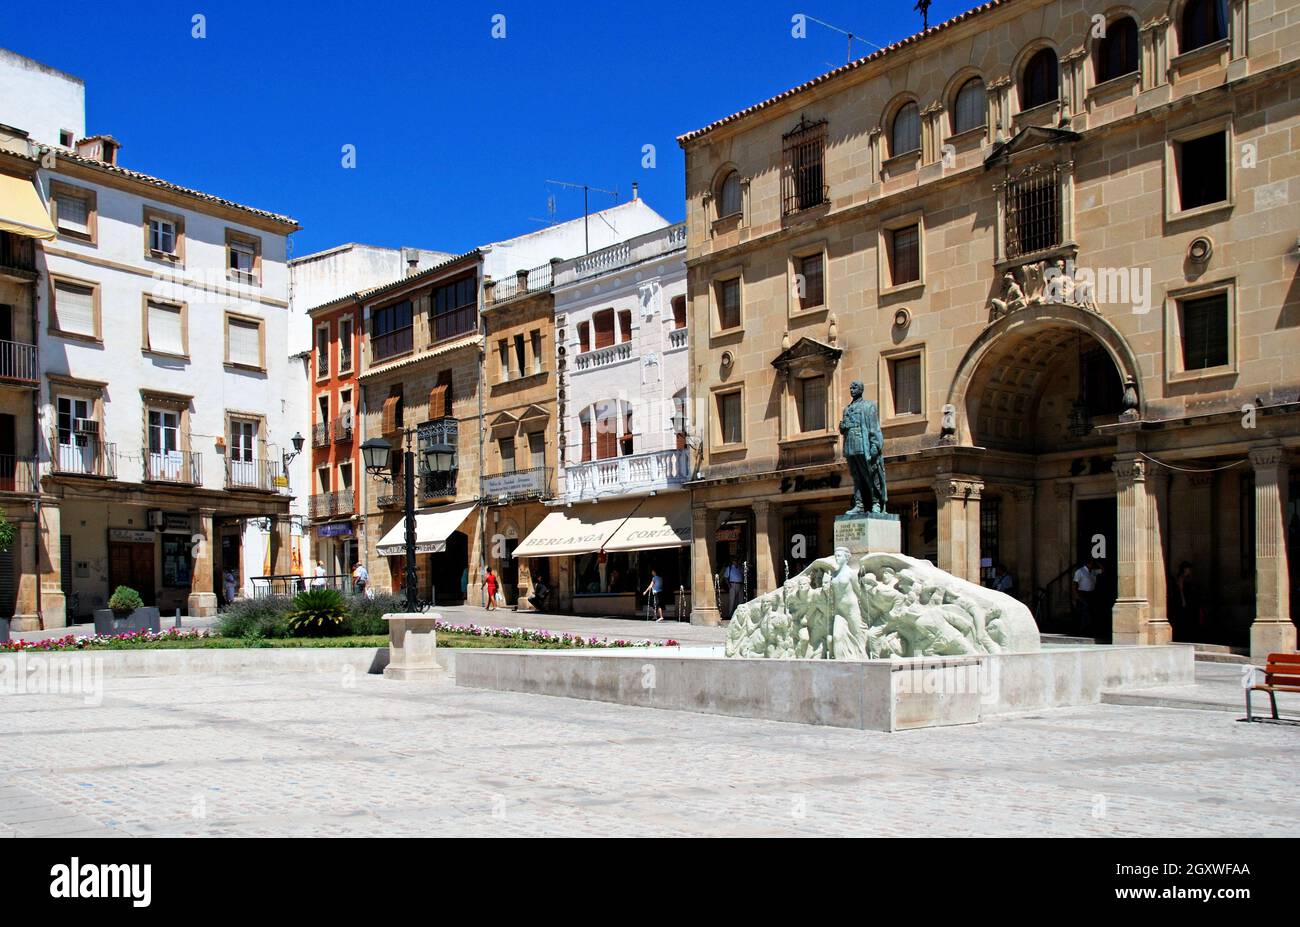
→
(890, 226, 920, 286)
(1180, 293, 1229, 370)
(580, 419, 592, 462)
(147, 301, 184, 355)
(227, 317, 261, 367)
(719, 391, 742, 445)
(717, 278, 740, 330)
(57, 194, 89, 234)
(798, 375, 827, 432)
(54, 281, 95, 337)
(596, 413, 618, 460)
(593, 309, 615, 349)
(891, 356, 923, 416)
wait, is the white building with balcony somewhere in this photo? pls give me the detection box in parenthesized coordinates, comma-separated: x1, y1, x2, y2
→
(1, 48, 302, 623)
(533, 222, 692, 616)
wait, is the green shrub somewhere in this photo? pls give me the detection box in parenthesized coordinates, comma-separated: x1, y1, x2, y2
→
(287, 588, 348, 637)
(107, 586, 144, 612)
(344, 592, 404, 635)
(217, 597, 293, 639)
(0, 512, 15, 554)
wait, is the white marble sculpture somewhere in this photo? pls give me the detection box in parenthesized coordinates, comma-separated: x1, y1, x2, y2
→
(725, 549, 1040, 660)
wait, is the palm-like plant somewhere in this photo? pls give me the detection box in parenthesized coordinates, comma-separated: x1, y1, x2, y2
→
(286, 587, 348, 636)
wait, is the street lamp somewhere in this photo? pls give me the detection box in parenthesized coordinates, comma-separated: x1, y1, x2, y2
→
(282, 431, 306, 488)
(363, 433, 419, 610)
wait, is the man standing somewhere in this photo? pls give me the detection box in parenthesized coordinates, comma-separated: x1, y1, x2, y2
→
(723, 558, 745, 619)
(1072, 557, 1102, 635)
(839, 380, 887, 515)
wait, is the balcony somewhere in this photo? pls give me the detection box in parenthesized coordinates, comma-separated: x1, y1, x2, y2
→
(312, 422, 330, 447)
(332, 413, 353, 444)
(0, 339, 37, 385)
(49, 433, 116, 478)
(0, 455, 39, 493)
(371, 326, 413, 362)
(482, 465, 552, 501)
(420, 470, 457, 500)
(309, 489, 355, 519)
(574, 341, 634, 371)
(0, 232, 35, 279)
(143, 448, 202, 485)
(565, 449, 689, 502)
(226, 457, 283, 492)
(486, 262, 553, 306)
(668, 327, 688, 351)
(777, 434, 839, 470)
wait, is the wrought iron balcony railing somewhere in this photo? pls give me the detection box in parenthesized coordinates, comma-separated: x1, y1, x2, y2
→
(309, 489, 356, 518)
(49, 433, 116, 478)
(0, 232, 35, 276)
(0, 339, 37, 384)
(312, 422, 330, 447)
(143, 448, 201, 484)
(420, 470, 457, 499)
(0, 455, 39, 493)
(332, 413, 353, 443)
(226, 457, 283, 491)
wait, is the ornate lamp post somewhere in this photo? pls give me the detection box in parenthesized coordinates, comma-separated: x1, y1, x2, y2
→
(362, 433, 418, 609)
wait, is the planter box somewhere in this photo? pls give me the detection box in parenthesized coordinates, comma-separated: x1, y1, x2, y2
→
(93, 607, 161, 635)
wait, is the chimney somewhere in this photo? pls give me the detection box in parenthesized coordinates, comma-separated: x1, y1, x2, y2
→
(632, 182, 639, 201)
(76, 135, 121, 165)
(403, 247, 420, 276)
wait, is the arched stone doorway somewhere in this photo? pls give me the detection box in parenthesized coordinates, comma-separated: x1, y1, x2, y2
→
(943, 303, 1144, 640)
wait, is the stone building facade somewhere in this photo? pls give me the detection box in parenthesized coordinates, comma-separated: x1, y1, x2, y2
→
(678, 0, 1299, 656)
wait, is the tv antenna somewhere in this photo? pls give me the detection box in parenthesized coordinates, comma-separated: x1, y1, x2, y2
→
(802, 14, 884, 64)
(528, 193, 559, 227)
(546, 179, 619, 253)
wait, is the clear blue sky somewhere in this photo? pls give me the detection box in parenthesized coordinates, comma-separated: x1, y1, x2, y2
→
(3, 0, 957, 256)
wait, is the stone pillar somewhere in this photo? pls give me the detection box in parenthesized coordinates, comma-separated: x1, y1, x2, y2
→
(690, 504, 720, 626)
(753, 500, 776, 596)
(1249, 446, 1295, 659)
(1061, 48, 1087, 121)
(1053, 482, 1074, 585)
(934, 475, 983, 583)
(1139, 17, 1169, 91)
(1188, 472, 1215, 588)
(12, 516, 39, 631)
(38, 501, 66, 629)
(188, 508, 218, 617)
(1010, 485, 1036, 604)
(1146, 465, 1172, 645)
(1113, 455, 1153, 645)
(1228, 0, 1247, 59)
(272, 515, 294, 576)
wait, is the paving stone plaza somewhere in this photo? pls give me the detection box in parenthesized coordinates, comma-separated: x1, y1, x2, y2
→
(1, 659, 1296, 838)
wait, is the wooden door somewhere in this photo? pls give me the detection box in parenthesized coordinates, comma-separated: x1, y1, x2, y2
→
(109, 541, 156, 606)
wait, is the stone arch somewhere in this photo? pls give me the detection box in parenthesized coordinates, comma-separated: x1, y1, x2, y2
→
(945, 303, 1143, 448)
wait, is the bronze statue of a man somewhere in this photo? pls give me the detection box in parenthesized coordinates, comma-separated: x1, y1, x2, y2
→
(839, 380, 887, 515)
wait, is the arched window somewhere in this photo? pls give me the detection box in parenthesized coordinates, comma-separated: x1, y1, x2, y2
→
(718, 170, 742, 218)
(1182, 0, 1228, 52)
(1021, 48, 1060, 109)
(891, 101, 920, 156)
(1095, 16, 1138, 81)
(951, 78, 986, 134)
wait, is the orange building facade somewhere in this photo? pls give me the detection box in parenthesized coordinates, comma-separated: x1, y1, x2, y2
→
(307, 296, 362, 579)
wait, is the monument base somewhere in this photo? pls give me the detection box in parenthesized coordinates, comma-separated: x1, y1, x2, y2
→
(833, 512, 901, 555)
(382, 613, 444, 682)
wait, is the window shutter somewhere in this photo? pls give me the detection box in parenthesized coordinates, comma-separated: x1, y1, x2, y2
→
(893, 357, 922, 415)
(59, 196, 89, 233)
(381, 395, 400, 434)
(580, 420, 592, 462)
(228, 317, 260, 366)
(427, 385, 448, 421)
(55, 282, 95, 336)
(596, 417, 618, 459)
(594, 310, 615, 349)
(148, 302, 183, 355)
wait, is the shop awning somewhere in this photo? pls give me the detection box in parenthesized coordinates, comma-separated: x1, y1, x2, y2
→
(0, 173, 57, 240)
(602, 495, 692, 552)
(514, 496, 691, 558)
(376, 503, 477, 556)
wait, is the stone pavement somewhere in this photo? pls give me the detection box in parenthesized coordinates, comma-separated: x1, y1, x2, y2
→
(0, 663, 1296, 837)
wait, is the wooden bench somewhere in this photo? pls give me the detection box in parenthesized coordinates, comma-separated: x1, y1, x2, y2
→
(1246, 653, 1300, 721)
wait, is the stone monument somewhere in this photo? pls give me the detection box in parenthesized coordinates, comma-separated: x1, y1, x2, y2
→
(725, 379, 1040, 660)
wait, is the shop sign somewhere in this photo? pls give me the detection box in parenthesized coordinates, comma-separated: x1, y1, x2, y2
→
(779, 472, 842, 494)
(110, 529, 155, 544)
(318, 522, 354, 538)
(483, 469, 545, 496)
(163, 512, 191, 531)
(715, 526, 743, 542)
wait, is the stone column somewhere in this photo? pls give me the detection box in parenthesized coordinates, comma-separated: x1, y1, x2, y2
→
(1061, 48, 1087, 120)
(1146, 465, 1172, 645)
(38, 501, 66, 629)
(1229, 0, 1247, 59)
(1010, 484, 1036, 604)
(690, 504, 720, 626)
(1113, 455, 1152, 645)
(934, 475, 983, 583)
(753, 499, 776, 596)
(12, 516, 39, 631)
(1249, 445, 1295, 659)
(1139, 17, 1169, 91)
(188, 508, 218, 617)
(272, 515, 294, 576)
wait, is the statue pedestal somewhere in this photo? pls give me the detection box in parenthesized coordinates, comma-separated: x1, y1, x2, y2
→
(833, 512, 901, 556)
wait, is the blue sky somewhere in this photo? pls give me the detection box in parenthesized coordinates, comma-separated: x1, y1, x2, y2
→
(4, 0, 958, 256)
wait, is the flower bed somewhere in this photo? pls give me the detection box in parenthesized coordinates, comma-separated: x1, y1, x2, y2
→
(1, 628, 213, 652)
(428, 619, 678, 649)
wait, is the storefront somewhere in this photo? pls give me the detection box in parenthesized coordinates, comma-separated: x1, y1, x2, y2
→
(314, 520, 358, 578)
(374, 503, 476, 605)
(514, 495, 691, 618)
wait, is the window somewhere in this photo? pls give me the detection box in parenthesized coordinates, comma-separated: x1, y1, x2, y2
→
(50, 183, 96, 243)
(225, 230, 261, 284)
(952, 78, 986, 134)
(717, 390, 743, 446)
(339, 461, 353, 490)
(1181, 0, 1228, 52)
(1004, 164, 1061, 259)
(796, 253, 824, 311)
(146, 409, 182, 480)
(580, 414, 592, 462)
(890, 102, 920, 157)
(315, 325, 330, 377)
(672, 295, 687, 329)
(371, 300, 413, 360)
(596, 406, 618, 459)
(797, 375, 827, 433)
(890, 355, 923, 416)
(144, 207, 183, 260)
(59, 130, 74, 148)
(225, 314, 264, 369)
(50, 277, 98, 339)
(1021, 48, 1060, 110)
(1179, 292, 1230, 370)
(888, 225, 920, 287)
(620, 409, 634, 457)
(719, 170, 743, 218)
(317, 466, 330, 494)
(144, 298, 185, 357)
(716, 277, 741, 331)
(338, 318, 354, 372)
(1081, 348, 1124, 417)
(431, 273, 477, 342)
(434, 371, 452, 417)
(529, 431, 545, 470)
(230, 419, 256, 463)
(618, 309, 633, 344)
(498, 339, 510, 381)
(530, 330, 543, 374)
(1096, 17, 1138, 82)
(781, 116, 827, 215)
(593, 309, 615, 349)
(499, 437, 516, 473)
(56, 396, 91, 447)
(1174, 130, 1228, 211)
(513, 334, 526, 376)
(577, 321, 591, 353)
